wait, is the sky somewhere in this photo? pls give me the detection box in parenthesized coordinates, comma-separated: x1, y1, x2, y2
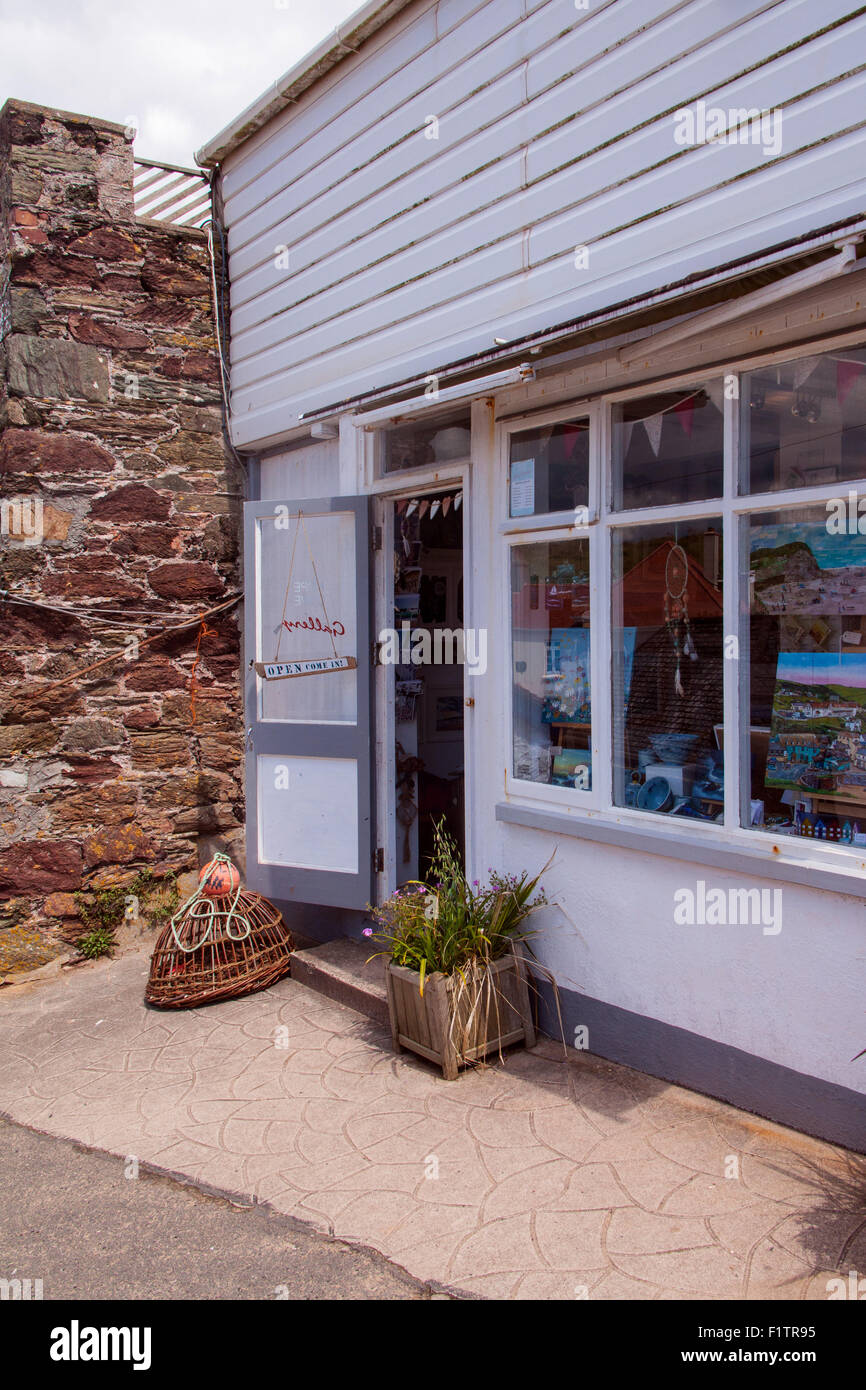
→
(777, 654, 866, 689)
(751, 521, 866, 572)
(0, 0, 363, 168)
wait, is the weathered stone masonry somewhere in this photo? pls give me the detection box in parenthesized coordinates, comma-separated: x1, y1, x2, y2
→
(0, 100, 244, 968)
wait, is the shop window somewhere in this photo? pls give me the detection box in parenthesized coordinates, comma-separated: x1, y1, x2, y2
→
(504, 344, 866, 862)
(748, 505, 866, 844)
(612, 384, 723, 510)
(381, 407, 471, 473)
(741, 349, 866, 494)
(511, 538, 591, 789)
(612, 521, 724, 818)
(508, 418, 589, 517)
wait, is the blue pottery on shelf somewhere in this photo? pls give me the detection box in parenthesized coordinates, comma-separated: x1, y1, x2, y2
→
(637, 776, 673, 812)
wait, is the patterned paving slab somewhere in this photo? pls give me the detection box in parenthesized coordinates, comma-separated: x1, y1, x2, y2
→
(0, 953, 862, 1300)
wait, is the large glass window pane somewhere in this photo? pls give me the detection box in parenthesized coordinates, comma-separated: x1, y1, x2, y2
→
(749, 506, 866, 846)
(381, 407, 471, 472)
(511, 539, 591, 788)
(612, 520, 724, 818)
(508, 419, 589, 517)
(741, 348, 866, 495)
(612, 383, 724, 510)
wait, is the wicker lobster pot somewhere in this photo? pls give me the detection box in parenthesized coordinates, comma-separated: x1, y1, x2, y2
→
(146, 890, 292, 1009)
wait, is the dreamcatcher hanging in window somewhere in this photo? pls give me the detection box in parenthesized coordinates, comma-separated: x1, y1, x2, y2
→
(664, 542, 697, 696)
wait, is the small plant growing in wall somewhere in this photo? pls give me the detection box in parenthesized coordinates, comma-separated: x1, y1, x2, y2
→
(68, 869, 180, 960)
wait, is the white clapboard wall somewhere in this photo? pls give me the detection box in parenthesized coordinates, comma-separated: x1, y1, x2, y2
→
(220, 0, 866, 448)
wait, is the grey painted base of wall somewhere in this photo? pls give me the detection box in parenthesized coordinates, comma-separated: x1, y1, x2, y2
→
(533, 979, 866, 1155)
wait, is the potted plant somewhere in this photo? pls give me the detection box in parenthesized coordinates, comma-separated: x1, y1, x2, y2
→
(367, 820, 550, 1079)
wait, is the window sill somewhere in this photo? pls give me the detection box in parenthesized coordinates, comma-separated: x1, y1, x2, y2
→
(495, 799, 866, 899)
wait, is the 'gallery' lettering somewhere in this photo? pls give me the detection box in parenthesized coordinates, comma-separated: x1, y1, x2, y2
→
(282, 615, 345, 638)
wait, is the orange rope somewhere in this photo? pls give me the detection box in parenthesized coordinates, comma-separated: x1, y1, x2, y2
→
(20, 593, 241, 698)
(190, 620, 217, 726)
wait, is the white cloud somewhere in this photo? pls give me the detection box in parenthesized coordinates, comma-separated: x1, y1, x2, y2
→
(0, 0, 363, 167)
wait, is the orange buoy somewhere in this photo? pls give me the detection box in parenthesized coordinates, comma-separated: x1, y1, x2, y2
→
(198, 855, 240, 899)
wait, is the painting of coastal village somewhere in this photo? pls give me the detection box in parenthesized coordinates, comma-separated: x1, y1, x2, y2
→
(753, 521, 866, 806)
(765, 653, 866, 803)
(751, 522, 866, 618)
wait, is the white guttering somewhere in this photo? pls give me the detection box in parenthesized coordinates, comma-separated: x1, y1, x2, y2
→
(195, 0, 413, 168)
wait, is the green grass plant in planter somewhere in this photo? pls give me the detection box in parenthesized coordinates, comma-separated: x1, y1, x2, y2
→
(368, 819, 551, 1079)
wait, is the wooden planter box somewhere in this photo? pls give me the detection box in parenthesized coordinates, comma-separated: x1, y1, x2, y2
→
(385, 950, 535, 1080)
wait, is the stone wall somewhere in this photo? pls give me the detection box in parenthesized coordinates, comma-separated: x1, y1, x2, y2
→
(0, 100, 244, 971)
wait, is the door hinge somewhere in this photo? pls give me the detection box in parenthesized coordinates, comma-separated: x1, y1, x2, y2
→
(371, 524, 383, 552)
(372, 847, 384, 873)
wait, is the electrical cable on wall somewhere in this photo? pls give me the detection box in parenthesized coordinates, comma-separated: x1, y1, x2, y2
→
(204, 207, 249, 485)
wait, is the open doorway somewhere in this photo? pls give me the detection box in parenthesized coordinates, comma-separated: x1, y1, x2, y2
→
(392, 489, 464, 882)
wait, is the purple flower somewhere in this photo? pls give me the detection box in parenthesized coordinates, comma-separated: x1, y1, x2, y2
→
(362, 927, 373, 937)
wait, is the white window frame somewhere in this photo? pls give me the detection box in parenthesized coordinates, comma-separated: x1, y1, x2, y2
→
(500, 335, 866, 874)
(502, 401, 601, 809)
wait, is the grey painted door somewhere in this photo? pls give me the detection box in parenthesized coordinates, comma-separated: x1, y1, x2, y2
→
(244, 495, 373, 909)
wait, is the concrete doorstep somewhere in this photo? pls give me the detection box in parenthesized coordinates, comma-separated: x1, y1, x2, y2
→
(290, 938, 389, 1028)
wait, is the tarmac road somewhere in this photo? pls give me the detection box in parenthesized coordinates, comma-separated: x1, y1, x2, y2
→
(0, 1118, 433, 1301)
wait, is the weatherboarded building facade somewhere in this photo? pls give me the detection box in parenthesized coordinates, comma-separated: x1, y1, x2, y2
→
(198, 0, 866, 1148)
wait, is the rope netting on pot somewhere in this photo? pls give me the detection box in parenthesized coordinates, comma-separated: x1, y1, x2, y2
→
(145, 853, 293, 1009)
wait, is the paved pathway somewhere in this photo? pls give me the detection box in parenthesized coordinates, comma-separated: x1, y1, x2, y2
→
(0, 952, 863, 1299)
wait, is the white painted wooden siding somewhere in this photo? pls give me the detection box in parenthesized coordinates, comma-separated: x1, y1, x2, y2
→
(221, 0, 866, 448)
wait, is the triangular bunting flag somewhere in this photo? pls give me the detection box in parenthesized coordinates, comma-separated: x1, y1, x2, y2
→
(793, 356, 819, 389)
(644, 412, 664, 457)
(705, 378, 725, 414)
(442, 495, 452, 517)
(837, 359, 865, 407)
(674, 396, 694, 436)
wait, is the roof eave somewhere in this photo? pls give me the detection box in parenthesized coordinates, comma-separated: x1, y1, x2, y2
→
(195, 0, 413, 168)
